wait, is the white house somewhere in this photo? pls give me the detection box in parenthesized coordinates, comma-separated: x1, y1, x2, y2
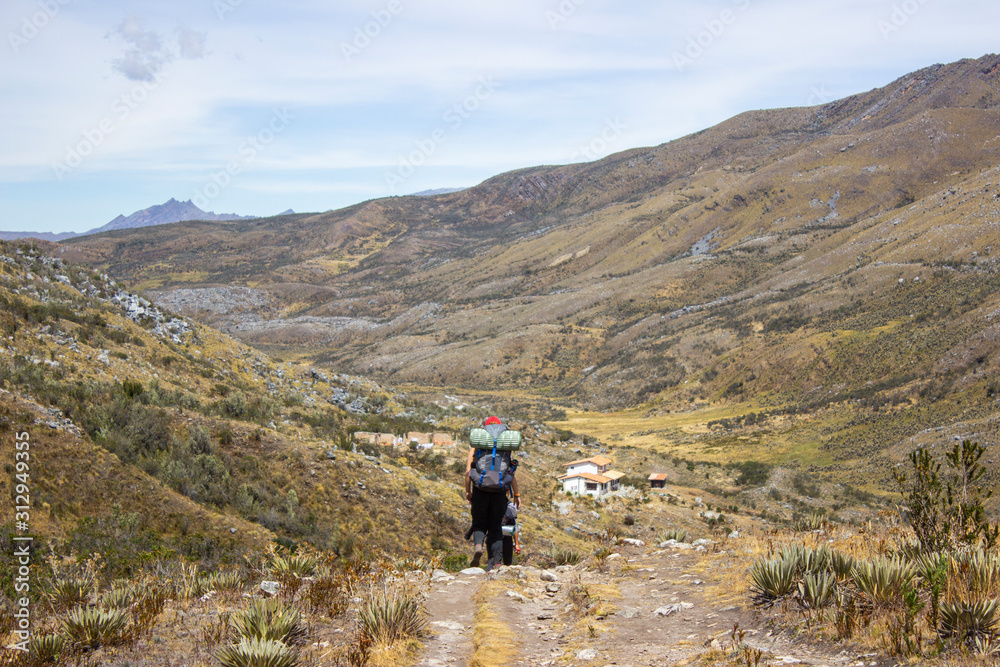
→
(559, 456, 625, 498)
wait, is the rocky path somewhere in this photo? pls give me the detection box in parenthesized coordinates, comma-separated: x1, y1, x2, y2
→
(417, 568, 485, 667)
(414, 542, 870, 667)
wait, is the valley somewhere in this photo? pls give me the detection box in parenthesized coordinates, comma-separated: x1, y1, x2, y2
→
(3, 53, 1000, 666)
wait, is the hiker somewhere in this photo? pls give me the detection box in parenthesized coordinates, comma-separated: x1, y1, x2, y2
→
(501, 495, 521, 565)
(465, 416, 521, 570)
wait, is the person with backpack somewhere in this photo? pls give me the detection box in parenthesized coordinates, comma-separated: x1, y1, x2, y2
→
(465, 416, 521, 570)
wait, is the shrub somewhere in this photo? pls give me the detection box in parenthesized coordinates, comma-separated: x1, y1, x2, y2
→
(893, 440, 1000, 552)
(441, 553, 468, 572)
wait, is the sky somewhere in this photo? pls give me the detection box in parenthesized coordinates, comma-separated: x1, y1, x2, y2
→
(1, 0, 999, 234)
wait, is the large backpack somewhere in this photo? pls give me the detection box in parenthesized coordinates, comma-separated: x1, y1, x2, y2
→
(468, 424, 520, 493)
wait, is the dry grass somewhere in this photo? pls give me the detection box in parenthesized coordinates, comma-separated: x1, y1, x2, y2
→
(468, 582, 519, 667)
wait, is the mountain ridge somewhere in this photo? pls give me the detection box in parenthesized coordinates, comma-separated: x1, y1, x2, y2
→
(1, 198, 256, 241)
(56, 55, 1000, 413)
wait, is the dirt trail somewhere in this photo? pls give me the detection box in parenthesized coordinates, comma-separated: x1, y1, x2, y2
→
(415, 542, 870, 667)
(417, 568, 485, 667)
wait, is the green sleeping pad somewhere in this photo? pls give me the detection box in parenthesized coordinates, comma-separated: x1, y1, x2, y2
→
(470, 428, 522, 450)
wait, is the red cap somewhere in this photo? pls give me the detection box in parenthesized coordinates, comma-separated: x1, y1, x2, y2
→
(484, 416, 502, 425)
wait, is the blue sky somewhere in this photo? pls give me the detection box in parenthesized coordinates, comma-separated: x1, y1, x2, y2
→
(2, 0, 999, 234)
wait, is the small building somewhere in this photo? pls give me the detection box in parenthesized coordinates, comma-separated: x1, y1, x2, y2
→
(432, 432, 455, 447)
(648, 473, 668, 489)
(353, 432, 395, 446)
(559, 456, 625, 498)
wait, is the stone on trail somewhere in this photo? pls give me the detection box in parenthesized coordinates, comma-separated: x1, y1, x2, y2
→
(539, 570, 558, 582)
(654, 602, 694, 616)
(621, 538, 646, 546)
(431, 569, 455, 583)
(430, 620, 465, 632)
(576, 648, 598, 660)
(506, 590, 529, 603)
(259, 581, 280, 596)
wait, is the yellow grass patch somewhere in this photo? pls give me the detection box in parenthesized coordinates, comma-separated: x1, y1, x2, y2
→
(468, 582, 518, 667)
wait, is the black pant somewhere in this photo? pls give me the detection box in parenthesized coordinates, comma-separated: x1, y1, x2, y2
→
(470, 488, 508, 568)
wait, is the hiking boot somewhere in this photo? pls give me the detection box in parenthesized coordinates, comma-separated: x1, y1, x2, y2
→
(471, 544, 483, 567)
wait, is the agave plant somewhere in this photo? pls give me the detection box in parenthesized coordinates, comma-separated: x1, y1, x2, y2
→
(851, 556, 917, 609)
(99, 586, 135, 609)
(798, 571, 837, 609)
(794, 513, 826, 532)
(658, 528, 689, 543)
(231, 598, 306, 646)
(969, 549, 1000, 598)
(357, 584, 428, 645)
(215, 637, 300, 667)
(59, 606, 130, 649)
(803, 545, 833, 576)
(939, 599, 1000, 645)
(750, 557, 798, 607)
(829, 550, 856, 580)
(202, 570, 247, 593)
(44, 575, 94, 612)
(27, 632, 66, 664)
(267, 554, 318, 578)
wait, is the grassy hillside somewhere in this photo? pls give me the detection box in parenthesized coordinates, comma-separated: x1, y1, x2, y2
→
(50, 54, 1000, 507)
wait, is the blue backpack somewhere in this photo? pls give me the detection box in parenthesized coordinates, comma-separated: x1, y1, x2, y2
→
(469, 423, 520, 493)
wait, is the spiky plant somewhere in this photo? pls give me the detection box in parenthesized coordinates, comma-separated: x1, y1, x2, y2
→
(27, 632, 66, 664)
(798, 571, 837, 609)
(231, 598, 306, 646)
(44, 575, 93, 612)
(267, 554, 318, 578)
(969, 549, 1000, 598)
(794, 513, 826, 532)
(202, 570, 247, 593)
(99, 586, 135, 609)
(547, 546, 582, 566)
(851, 556, 917, 609)
(658, 528, 689, 543)
(829, 550, 856, 580)
(59, 607, 130, 649)
(356, 584, 428, 646)
(915, 551, 948, 627)
(939, 599, 1000, 646)
(215, 637, 300, 667)
(750, 557, 798, 607)
(803, 545, 833, 575)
